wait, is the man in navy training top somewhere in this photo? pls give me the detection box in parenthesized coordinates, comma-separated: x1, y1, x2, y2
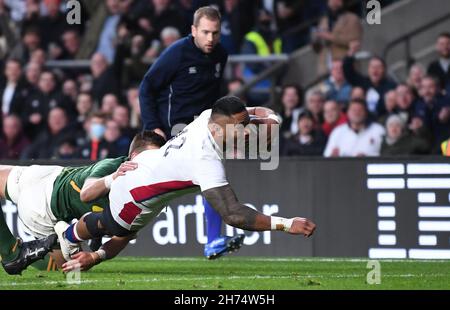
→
(139, 6, 244, 259)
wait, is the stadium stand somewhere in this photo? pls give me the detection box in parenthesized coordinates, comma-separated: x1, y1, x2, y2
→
(1, 0, 449, 160)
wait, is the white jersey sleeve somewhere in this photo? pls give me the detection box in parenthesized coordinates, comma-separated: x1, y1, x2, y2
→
(189, 158, 228, 191)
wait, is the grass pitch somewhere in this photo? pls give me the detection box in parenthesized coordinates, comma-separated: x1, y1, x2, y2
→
(0, 257, 449, 290)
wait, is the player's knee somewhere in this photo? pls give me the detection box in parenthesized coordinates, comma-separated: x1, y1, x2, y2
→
(83, 212, 108, 238)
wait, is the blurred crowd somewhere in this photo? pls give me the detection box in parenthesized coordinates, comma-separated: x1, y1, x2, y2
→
(278, 30, 450, 157)
(1, 0, 448, 160)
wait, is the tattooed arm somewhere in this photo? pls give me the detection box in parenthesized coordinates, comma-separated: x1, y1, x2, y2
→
(203, 185, 316, 236)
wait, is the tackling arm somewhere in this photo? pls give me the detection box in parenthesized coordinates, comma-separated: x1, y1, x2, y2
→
(80, 161, 138, 202)
(79, 177, 110, 202)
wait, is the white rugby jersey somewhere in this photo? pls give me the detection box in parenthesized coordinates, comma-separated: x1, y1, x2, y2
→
(109, 109, 228, 230)
(323, 122, 385, 157)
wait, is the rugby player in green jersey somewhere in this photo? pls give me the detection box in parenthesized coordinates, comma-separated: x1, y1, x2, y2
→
(0, 131, 165, 275)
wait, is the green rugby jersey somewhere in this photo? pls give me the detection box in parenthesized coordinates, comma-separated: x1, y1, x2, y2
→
(50, 156, 127, 222)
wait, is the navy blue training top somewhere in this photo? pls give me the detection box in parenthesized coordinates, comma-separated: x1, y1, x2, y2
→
(139, 35, 228, 136)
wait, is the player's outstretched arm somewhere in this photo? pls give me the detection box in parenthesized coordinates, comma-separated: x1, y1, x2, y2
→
(203, 185, 316, 236)
(80, 161, 138, 202)
(61, 234, 135, 272)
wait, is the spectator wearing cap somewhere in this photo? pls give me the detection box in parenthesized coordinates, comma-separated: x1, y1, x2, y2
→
(343, 41, 397, 117)
(282, 110, 327, 156)
(324, 99, 385, 157)
(321, 99, 347, 137)
(427, 33, 450, 95)
(381, 114, 430, 156)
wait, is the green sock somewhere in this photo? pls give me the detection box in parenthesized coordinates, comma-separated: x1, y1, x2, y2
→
(0, 203, 19, 262)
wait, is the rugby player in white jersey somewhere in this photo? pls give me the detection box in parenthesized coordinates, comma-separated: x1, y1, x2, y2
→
(58, 96, 316, 272)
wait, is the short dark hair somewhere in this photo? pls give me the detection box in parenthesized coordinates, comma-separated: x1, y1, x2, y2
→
(22, 27, 40, 37)
(88, 111, 108, 121)
(281, 84, 304, 105)
(369, 56, 387, 68)
(129, 130, 166, 155)
(211, 96, 247, 119)
(78, 91, 93, 99)
(298, 110, 314, 121)
(422, 75, 439, 85)
(193, 6, 221, 27)
(228, 77, 244, 85)
(6, 58, 22, 66)
(438, 32, 450, 40)
(348, 98, 368, 111)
